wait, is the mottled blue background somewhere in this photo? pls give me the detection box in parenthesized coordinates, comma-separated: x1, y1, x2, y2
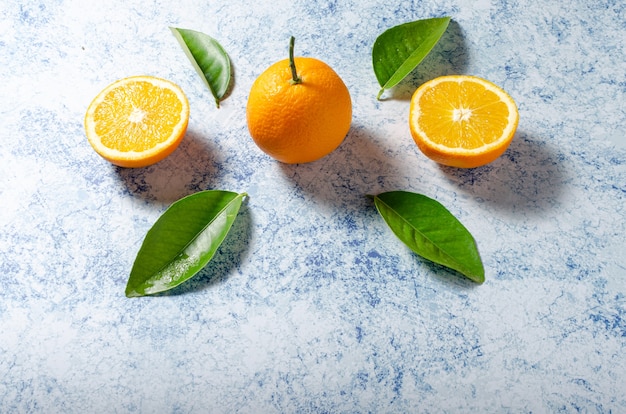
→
(1, 0, 625, 412)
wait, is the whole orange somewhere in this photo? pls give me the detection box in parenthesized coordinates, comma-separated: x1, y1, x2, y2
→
(246, 38, 352, 164)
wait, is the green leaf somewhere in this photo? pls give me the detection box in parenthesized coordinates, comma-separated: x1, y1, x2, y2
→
(372, 191, 484, 283)
(125, 190, 247, 297)
(170, 27, 231, 107)
(372, 16, 451, 100)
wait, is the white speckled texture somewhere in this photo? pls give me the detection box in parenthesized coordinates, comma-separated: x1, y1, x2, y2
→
(1, 0, 625, 412)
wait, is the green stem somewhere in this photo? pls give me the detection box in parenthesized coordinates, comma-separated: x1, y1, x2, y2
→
(289, 36, 302, 85)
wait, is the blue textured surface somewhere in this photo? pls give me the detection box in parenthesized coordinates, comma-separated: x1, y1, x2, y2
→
(1, 0, 625, 412)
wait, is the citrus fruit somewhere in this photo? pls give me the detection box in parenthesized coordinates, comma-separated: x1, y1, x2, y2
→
(246, 37, 352, 164)
(84, 75, 190, 168)
(409, 75, 519, 168)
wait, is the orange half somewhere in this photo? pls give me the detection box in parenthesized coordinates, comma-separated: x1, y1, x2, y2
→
(409, 75, 519, 168)
(84, 75, 190, 168)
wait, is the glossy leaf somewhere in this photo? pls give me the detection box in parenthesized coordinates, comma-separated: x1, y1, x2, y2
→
(373, 17, 451, 100)
(372, 191, 484, 283)
(171, 27, 231, 107)
(125, 190, 247, 297)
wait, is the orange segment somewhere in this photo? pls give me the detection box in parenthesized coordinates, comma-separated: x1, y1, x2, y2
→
(409, 75, 519, 168)
(84, 76, 190, 168)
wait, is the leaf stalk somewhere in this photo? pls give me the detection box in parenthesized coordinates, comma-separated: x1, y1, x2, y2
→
(289, 36, 302, 85)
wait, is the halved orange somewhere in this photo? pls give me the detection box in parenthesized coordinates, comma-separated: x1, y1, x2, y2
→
(409, 75, 519, 168)
(84, 75, 190, 168)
